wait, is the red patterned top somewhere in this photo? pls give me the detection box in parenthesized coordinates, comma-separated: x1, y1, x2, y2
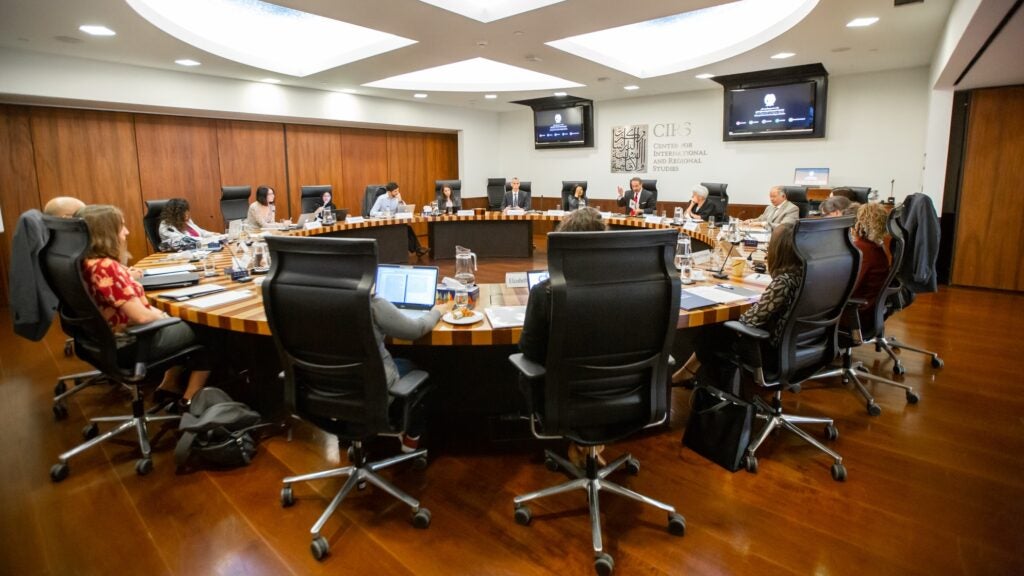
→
(83, 258, 150, 332)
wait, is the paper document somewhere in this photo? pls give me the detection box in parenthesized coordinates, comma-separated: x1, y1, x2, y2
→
(745, 232, 770, 243)
(505, 272, 527, 288)
(185, 290, 253, 308)
(680, 291, 718, 311)
(743, 273, 772, 287)
(144, 264, 196, 276)
(485, 306, 527, 328)
(682, 286, 749, 305)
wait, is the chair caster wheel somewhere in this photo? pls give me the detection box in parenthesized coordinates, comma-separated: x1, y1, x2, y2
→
(825, 423, 839, 441)
(867, 402, 882, 417)
(667, 512, 686, 536)
(544, 456, 559, 472)
(744, 454, 758, 474)
(357, 481, 367, 491)
(931, 356, 944, 369)
(906, 390, 920, 404)
(892, 362, 906, 376)
(280, 485, 294, 507)
(514, 504, 532, 526)
(135, 458, 153, 476)
(412, 456, 428, 471)
(50, 462, 69, 483)
(53, 403, 69, 421)
(411, 507, 431, 529)
(82, 423, 99, 439)
(54, 381, 67, 396)
(311, 536, 329, 561)
(594, 552, 615, 576)
(625, 457, 640, 475)
(831, 462, 847, 482)
(64, 341, 74, 357)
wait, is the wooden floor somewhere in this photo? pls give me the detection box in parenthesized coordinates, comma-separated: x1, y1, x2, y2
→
(2, 246, 1023, 576)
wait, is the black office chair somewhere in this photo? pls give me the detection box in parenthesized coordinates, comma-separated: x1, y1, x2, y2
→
(220, 185, 252, 228)
(560, 180, 588, 210)
(870, 198, 944, 373)
(641, 179, 659, 209)
(509, 229, 685, 574)
(725, 216, 859, 481)
(300, 185, 332, 215)
(142, 199, 169, 252)
(41, 216, 199, 482)
(811, 210, 919, 415)
(434, 179, 462, 212)
(486, 178, 506, 211)
(833, 187, 871, 205)
(701, 182, 729, 216)
(782, 186, 810, 218)
(362, 184, 386, 218)
(262, 235, 432, 561)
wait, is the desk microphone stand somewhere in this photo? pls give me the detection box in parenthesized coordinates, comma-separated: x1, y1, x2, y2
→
(712, 242, 739, 280)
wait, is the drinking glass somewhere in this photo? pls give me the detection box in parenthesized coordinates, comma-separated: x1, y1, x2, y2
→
(673, 207, 683, 224)
(202, 255, 217, 277)
(454, 287, 470, 315)
(707, 215, 716, 229)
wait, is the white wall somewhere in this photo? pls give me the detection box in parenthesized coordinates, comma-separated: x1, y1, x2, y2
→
(496, 67, 935, 207)
(0, 47, 502, 194)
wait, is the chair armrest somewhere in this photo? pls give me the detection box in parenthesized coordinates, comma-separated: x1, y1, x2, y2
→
(724, 320, 769, 340)
(389, 369, 429, 399)
(509, 353, 546, 380)
(124, 316, 181, 337)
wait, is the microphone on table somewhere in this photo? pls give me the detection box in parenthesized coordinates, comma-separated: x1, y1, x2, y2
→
(712, 240, 741, 280)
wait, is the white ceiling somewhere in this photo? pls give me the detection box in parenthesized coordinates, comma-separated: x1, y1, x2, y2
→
(0, 0, 989, 111)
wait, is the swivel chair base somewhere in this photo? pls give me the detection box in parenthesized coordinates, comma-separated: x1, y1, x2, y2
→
(280, 440, 431, 561)
(52, 369, 111, 420)
(870, 335, 944, 375)
(814, 350, 919, 416)
(513, 447, 685, 576)
(49, 384, 180, 482)
(744, 393, 847, 482)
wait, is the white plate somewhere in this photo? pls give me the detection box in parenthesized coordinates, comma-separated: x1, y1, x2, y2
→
(442, 310, 484, 325)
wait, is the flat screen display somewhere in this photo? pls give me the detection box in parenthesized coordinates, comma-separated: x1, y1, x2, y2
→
(727, 82, 816, 138)
(794, 168, 829, 186)
(534, 106, 585, 146)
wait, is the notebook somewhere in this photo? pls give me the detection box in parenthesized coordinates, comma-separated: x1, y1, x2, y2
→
(375, 264, 439, 319)
(526, 270, 549, 291)
(679, 290, 718, 311)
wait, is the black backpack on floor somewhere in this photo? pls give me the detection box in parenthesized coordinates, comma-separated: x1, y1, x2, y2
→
(174, 387, 267, 471)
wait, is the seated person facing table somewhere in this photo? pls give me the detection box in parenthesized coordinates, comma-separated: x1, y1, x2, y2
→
(158, 198, 221, 252)
(850, 203, 891, 312)
(743, 186, 799, 231)
(819, 196, 851, 217)
(501, 177, 531, 212)
(566, 185, 587, 211)
(615, 177, 655, 216)
(44, 196, 86, 218)
(684, 184, 723, 222)
(247, 185, 277, 229)
(78, 204, 211, 407)
(437, 185, 461, 214)
(673, 223, 803, 388)
(313, 190, 336, 220)
(519, 207, 610, 467)
(369, 182, 429, 257)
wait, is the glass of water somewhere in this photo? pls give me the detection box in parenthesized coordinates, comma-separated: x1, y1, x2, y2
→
(707, 215, 716, 229)
(454, 287, 470, 315)
(202, 254, 217, 277)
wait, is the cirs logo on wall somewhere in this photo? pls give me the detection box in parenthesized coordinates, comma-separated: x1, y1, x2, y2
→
(764, 93, 776, 107)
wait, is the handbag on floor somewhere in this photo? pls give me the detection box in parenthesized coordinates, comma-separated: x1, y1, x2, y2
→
(682, 385, 753, 472)
(174, 387, 268, 471)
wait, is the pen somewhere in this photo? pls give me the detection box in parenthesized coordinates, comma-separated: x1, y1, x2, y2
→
(716, 284, 734, 290)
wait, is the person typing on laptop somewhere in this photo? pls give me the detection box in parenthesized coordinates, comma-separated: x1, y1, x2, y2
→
(369, 182, 429, 256)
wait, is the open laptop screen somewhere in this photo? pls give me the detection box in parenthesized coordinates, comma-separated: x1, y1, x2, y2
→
(375, 264, 438, 310)
(794, 167, 829, 186)
(526, 270, 549, 291)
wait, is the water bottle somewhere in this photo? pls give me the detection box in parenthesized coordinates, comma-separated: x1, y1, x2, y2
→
(675, 234, 694, 284)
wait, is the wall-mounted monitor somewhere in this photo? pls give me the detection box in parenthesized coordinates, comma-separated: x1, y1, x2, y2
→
(794, 167, 829, 186)
(714, 64, 828, 142)
(514, 95, 595, 150)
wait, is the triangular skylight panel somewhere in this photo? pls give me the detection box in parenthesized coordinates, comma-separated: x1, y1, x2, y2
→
(418, 0, 566, 23)
(364, 58, 584, 92)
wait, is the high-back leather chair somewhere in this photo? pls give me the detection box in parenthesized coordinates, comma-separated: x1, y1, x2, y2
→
(362, 184, 386, 217)
(142, 199, 169, 252)
(41, 216, 198, 482)
(812, 209, 920, 415)
(263, 235, 433, 561)
(700, 182, 729, 216)
(434, 179, 462, 211)
(560, 180, 587, 210)
(782, 186, 810, 218)
(724, 216, 859, 481)
(640, 179, 659, 206)
(300, 185, 332, 215)
(508, 228, 685, 573)
(833, 187, 871, 204)
(486, 178, 506, 211)
(220, 185, 252, 228)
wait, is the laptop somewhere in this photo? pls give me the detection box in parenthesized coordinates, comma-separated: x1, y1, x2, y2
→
(141, 272, 201, 290)
(295, 212, 317, 226)
(526, 270, 550, 291)
(397, 204, 416, 214)
(375, 264, 439, 319)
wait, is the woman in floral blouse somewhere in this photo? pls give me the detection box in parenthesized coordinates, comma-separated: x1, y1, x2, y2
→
(78, 205, 210, 403)
(673, 223, 803, 387)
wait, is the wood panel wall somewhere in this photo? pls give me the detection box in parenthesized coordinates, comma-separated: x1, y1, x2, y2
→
(0, 104, 458, 302)
(952, 86, 1024, 291)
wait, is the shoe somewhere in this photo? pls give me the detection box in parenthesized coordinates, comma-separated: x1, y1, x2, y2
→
(400, 433, 421, 453)
(166, 398, 191, 415)
(415, 246, 430, 257)
(672, 367, 698, 389)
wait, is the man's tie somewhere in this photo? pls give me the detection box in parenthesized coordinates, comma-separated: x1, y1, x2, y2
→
(513, 192, 518, 207)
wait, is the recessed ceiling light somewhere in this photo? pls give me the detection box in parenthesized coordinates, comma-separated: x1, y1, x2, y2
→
(553, 91, 567, 96)
(79, 25, 116, 36)
(695, 73, 715, 79)
(175, 59, 201, 66)
(846, 17, 879, 28)
(624, 85, 640, 91)
(484, 94, 498, 99)
(260, 78, 281, 84)
(770, 52, 795, 59)
(365, 57, 583, 92)
(414, 93, 428, 98)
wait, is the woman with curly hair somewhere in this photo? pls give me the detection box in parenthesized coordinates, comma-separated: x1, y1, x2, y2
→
(850, 202, 891, 311)
(158, 198, 219, 251)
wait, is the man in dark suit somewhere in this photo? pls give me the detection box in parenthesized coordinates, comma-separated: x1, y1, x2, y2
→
(501, 177, 531, 212)
(615, 177, 655, 216)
